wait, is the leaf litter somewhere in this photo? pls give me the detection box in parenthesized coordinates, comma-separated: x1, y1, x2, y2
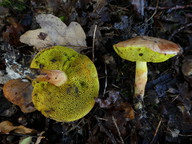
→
(20, 14, 87, 52)
(3, 79, 35, 113)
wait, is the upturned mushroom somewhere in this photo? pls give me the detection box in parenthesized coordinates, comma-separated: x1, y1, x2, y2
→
(30, 46, 99, 122)
(113, 36, 180, 109)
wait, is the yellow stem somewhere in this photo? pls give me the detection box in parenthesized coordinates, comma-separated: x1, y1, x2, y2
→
(36, 69, 68, 87)
(134, 61, 148, 109)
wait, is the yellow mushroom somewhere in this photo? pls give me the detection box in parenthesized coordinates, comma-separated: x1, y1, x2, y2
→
(113, 36, 181, 110)
(30, 46, 99, 122)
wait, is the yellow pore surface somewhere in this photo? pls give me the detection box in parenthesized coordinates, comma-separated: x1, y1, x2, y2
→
(30, 46, 99, 122)
(113, 46, 176, 63)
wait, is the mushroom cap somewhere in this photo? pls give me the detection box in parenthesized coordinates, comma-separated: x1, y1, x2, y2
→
(30, 46, 99, 122)
(113, 36, 181, 63)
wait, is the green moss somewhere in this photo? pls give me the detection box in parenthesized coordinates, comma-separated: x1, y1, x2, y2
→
(0, 0, 26, 11)
(113, 46, 175, 63)
(59, 16, 65, 22)
(30, 46, 99, 122)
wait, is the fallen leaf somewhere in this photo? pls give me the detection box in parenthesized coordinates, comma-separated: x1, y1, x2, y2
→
(35, 131, 45, 144)
(63, 22, 86, 48)
(116, 102, 135, 120)
(0, 121, 36, 134)
(20, 29, 54, 51)
(19, 136, 32, 144)
(146, 73, 178, 97)
(95, 90, 119, 109)
(182, 56, 192, 86)
(36, 14, 67, 45)
(3, 17, 24, 45)
(20, 14, 87, 52)
(182, 56, 192, 76)
(3, 79, 36, 113)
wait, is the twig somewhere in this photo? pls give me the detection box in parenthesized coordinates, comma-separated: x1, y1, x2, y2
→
(112, 116, 125, 144)
(169, 23, 192, 40)
(146, 4, 192, 12)
(96, 116, 117, 144)
(35, 131, 45, 144)
(109, 4, 129, 12)
(150, 118, 162, 144)
(97, 117, 108, 121)
(112, 84, 120, 89)
(145, 0, 159, 22)
(103, 64, 108, 97)
(179, 134, 192, 137)
(171, 95, 179, 103)
(92, 25, 97, 62)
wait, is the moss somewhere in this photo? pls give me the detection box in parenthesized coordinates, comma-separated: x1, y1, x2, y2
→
(0, 0, 26, 11)
(113, 46, 175, 63)
(30, 46, 99, 122)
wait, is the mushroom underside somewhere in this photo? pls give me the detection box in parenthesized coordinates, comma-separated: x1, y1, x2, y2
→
(30, 46, 99, 122)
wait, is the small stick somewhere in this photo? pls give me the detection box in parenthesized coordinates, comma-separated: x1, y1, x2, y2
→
(103, 64, 108, 97)
(96, 116, 117, 144)
(178, 134, 192, 137)
(145, 0, 159, 22)
(169, 23, 192, 40)
(150, 118, 162, 143)
(146, 4, 192, 11)
(92, 25, 97, 61)
(112, 116, 125, 144)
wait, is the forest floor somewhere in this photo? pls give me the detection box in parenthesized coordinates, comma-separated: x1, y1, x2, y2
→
(0, 0, 192, 143)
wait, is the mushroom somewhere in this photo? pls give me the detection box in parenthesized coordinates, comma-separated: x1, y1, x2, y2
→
(113, 36, 180, 109)
(36, 69, 68, 87)
(30, 46, 99, 122)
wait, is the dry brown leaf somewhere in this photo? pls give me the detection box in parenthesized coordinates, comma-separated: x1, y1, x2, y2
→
(3, 17, 24, 45)
(182, 56, 192, 76)
(3, 79, 36, 113)
(0, 121, 36, 134)
(36, 14, 67, 39)
(20, 14, 87, 52)
(20, 29, 54, 51)
(117, 102, 135, 120)
(63, 22, 86, 48)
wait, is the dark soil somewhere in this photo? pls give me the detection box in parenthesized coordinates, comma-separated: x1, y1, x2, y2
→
(0, 0, 192, 143)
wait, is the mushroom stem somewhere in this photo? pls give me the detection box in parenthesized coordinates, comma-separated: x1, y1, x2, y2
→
(36, 69, 68, 87)
(134, 61, 148, 110)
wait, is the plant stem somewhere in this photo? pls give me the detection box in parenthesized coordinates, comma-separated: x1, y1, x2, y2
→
(134, 61, 148, 109)
(36, 69, 68, 86)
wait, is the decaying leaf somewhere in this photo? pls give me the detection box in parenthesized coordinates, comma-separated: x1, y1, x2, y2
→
(3, 79, 36, 113)
(182, 56, 192, 86)
(116, 102, 135, 120)
(0, 121, 36, 134)
(36, 14, 67, 42)
(3, 17, 24, 45)
(96, 90, 135, 120)
(95, 90, 119, 109)
(20, 29, 54, 50)
(182, 56, 192, 76)
(19, 136, 32, 144)
(20, 14, 87, 52)
(63, 22, 86, 48)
